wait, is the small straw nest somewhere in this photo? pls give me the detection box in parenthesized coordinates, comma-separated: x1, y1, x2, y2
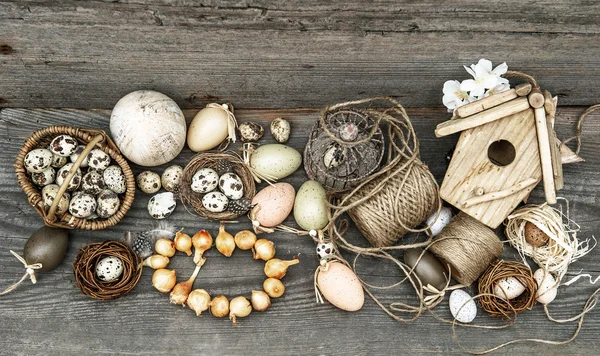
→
(477, 260, 537, 320)
(73, 241, 142, 300)
(180, 152, 256, 220)
(504, 203, 593, 281)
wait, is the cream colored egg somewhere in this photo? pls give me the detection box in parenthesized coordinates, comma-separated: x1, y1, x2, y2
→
(317, 262, 364, 311)
(251, 183, 295, 227)
(293, 180, 329, 231)
(493, 277, 526, 300)
(110, 90, 186, 166)
(187, 106, 230, 152)
(250, 144, 301, 180)
(533, 268, 558, 304)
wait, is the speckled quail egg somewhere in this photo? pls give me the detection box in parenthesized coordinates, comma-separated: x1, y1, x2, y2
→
(161, 165, 183, 193)
(103, 165, 127, 194)
(24, 148, 53, 173)
(96, 189, 121, 219)
(238, 122, 264, 142)
(148, 192, 176, 219)
(323, 143, 347, 169)
(202, 191, 229, 213)
(31, 168, 55, 187)
(316, 242, 335, 259)
(218, 172, 244, 200)
(69, 192, 97, 218)
(49, 135, 79, 157)
(137, 170, 161, 194)
(191, 168, 219, 193)
(270, 118, 291, 143)
(51, 154, 68, 168)
(41, 184, 71, 215)
(95, 256, 124, 282)
(69, 146, 90, 168)
(87, 148, 111, 171)
(81, 171, 106, 195)
(56, 163, 82, 191)
(87, 212, 99, 220)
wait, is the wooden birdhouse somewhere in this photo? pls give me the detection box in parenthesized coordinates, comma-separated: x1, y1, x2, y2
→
(436, 83, 581, 228)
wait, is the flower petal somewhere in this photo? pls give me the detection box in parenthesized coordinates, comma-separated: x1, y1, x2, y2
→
(477, 59, 493, 73)
(460, 79, 477, 92)
(443, 80, 461, 95)
(492, 62, 508, 76)
(482, 75, 498, 89)
(464, 65, 476, 78)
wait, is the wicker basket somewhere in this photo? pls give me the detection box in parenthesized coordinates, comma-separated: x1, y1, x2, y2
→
(14, 126, 135, 230)
(180, 152, 256, 220)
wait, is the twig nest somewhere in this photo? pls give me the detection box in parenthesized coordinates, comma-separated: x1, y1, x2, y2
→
(270, 118, 290, 143)
(73, 241, 142, 300)
(238, 122, 264, 142)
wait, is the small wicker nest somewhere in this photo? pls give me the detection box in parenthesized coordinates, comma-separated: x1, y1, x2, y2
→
(180, 152, 256, 220)
(73, 241, 142, 300)
(477, 260, 537, 320)
(14, 126, 135, 230)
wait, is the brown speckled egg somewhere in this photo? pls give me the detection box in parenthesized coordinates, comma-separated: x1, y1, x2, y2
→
(81, 171, 106, 195)
(161, 165, 183, 193)
(24, 148, 53, 173)
(525, 222, 549, 247)
(251, 182, 295, 227)
(202, 191, 229, 213)
(69, 192, 97, 218)
(56, 163, 82, 191)
(31, 167, 55, 187)
(87, 148, 111, 171)
(96, 189, 120, 218)
(137, 170, 161, 194)
(270, 118, 291, 143)
(103, 165, 127, 194)
(51, 153, 68, 168)
(238, 122, 264, 142)
(218, 172, 244, 200)
(317, 262, 364, 311)
(49, 135, 78, 157)
(41, 184, 71, 215)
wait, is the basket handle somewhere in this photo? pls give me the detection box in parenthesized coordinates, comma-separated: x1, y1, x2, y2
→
(46, 135, 104, 223)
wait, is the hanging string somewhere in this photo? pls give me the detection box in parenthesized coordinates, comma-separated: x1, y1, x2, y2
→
(561, 103, 600, 155)
(205, 103, 238, 151)
(0, 250, 42, 296)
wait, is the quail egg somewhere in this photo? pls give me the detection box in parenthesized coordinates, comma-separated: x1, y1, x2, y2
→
(137, 170, 161, 194)
(148, 192, 176, 219)
(96, 189, 121, 219)
(87, 148, 111, 171)
(161, 165, 183, 193)
(81, 171, 106, 195)
(41, 184, 71, 215)
(238, 122, 264, 142)
(103, 165, 127, 194)
(202, 191, 228, 213)
(69, 192, 97, 218)
(51, 154, 68, 168)
(31, 167, 55, 187)
(270, 118, 291, 143)
(316, 242, 335, 259)
(95, 256, 124, 282)
(323, 143, 347, 169)
(56, 163, 82, 191)
(49, 134, 79, 157)
(69, 146, 90, 168)
(219, 172, 244, 200)
(24, 148, 53, 173)
(191, 168, 219, 193)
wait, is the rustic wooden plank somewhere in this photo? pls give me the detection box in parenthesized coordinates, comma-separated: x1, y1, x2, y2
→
(0, 107, 599, 355)
(1, 1, 600, 109)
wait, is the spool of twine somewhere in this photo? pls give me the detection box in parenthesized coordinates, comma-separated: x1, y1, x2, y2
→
(429, 212, 503, 286)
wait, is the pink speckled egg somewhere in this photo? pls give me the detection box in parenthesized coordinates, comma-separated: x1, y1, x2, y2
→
(317, 262, 364, 311)
(251, 182, 295, 227)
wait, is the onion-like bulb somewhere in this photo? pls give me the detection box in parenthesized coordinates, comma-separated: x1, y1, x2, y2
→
(264, 258, 299, 279)
(251, 290, 271, 312)
(229, 296, 252, 324)
(210, 295, 230, 318)
(155, 238, 176, 257)
(187, 289, 211, 316)
(234, 230, 257, 250)
(192, 230, 212, 266)
(174, 231, 193, 256)
(170, 265, 201, 305)
(142, 255, 170, 269)
(216, 223, 235, 257)
(263, 278, 285, 298)
(253, 239, 275, 261)
(152, 269, 177, 293)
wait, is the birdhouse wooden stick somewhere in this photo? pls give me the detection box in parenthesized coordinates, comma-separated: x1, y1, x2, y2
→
(558, 138, 584, 164)
(454, 89, 518, 118)
(436, 97, 530, 137)
(515, 83, 533, 97)
(545, 95, 563, 190)
(534, 107, 557, 204)
(462, 178, 539, 208)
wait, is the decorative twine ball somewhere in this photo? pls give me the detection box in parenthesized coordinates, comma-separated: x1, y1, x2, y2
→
(73, 241, 142, 300)
(110, 90, 186, 167)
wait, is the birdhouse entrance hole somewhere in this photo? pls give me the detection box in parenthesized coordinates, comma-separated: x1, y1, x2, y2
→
(487, 139, 516, 166)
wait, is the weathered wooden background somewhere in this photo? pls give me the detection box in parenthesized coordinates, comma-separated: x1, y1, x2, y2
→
(1, 1, 600, 355)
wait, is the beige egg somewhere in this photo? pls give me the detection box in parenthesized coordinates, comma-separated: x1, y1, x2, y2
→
(250, 144, 301, 180)
(293, 180, 329, 231)
(251, 183, 295, 227)
(187, 105, 231, 152)
(493, 277, 526, 300)
(317, 262, 364, 311)
(533, 268, 558, 304)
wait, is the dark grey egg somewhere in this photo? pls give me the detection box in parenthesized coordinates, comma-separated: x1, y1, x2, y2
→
(404, 248, 448, 292)
(23, 226, 69, 272)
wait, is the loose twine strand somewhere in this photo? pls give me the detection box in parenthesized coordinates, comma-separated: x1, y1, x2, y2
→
(0, 250, 42, 295)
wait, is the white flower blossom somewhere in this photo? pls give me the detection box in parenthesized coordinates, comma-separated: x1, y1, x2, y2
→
(484, 81, 510, 97)
(442, 80, 473, 112)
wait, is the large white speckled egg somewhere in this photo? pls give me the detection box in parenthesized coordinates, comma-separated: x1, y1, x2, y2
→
(81, 171, 105, 195)
(449, 289, 477, 323)
(24, 148, 53, 173)
(533, 268, 558, 305)
(56, 163, 82, 191)
(69, 146, 89, 167)
(317, 261, 364, 311)
(137, 170, 161, 194)
(110, 90, 186, 166)
(425, 206, 453, 237)
(191, 168, 219, 193)
(202, 191, 229, 213)
(251, 183, 295, 227)
(31, 168, 55, 187)
(95, 256, 124, 282)
(49, 135, 78, 157)
(103, 165, 127, 194)
(41, 184, 70, 215)
(96, 189, 121, 219)
(493, 277, 526, 300)
(148, 192, 176, 219)
(87, 148, 111, 171)
(250, 144, 301, 180)
(161, 165, 183, 193)
(69, 192, 97, 218)
(294, 180, 329, 231)
(219, 172, 244, 200)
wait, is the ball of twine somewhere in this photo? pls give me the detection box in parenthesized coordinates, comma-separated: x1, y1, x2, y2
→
(180, 152, 256, 220)
(429, 212, 504, 286)
(73, 241, 142, 300)
(477, 259, 537, 320)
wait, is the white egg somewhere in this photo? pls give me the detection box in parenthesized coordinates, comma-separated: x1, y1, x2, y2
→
(103, 165, 127, 194)
(96, 189, 121, 219)
(81, 171, 106, 195)
(148, 192, 176, 219)
(202, 191, 229, 213)
(41, 184, 70, 215)
(49, 135, 78, 157)
(51, 153, 68, 168)
(449, 289, 477, 323)
(161, 165, 183, 193)
(31, 168, 55, 187)
(533, 268, 558, 305)
(56, 163, 82, 191)
(24, 148, 53, 173)
(69, 192, 97, 218)
(87, 148, 111, 171)
(316, 242, 335, 259)
(137, 170, 161, 194)
(219, 172, 244, 200)
(95, 256, 124, 282)
(493, 277, 526, 300)
(69, 146, 90, 167)
(323, 143, 346, 169)
(425, 207, 453, 237)
(191, 168, 219, 193)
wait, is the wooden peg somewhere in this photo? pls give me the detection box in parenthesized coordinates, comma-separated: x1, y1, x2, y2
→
(515, 83, 532, 96)
(544, 96, 563, 190)
(534, 107, 557, 204)
(455, 89, 518, 118)
(462, 178, 538, 208)
(543, 90, 554, 116)
(528, 88, 545, 109)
